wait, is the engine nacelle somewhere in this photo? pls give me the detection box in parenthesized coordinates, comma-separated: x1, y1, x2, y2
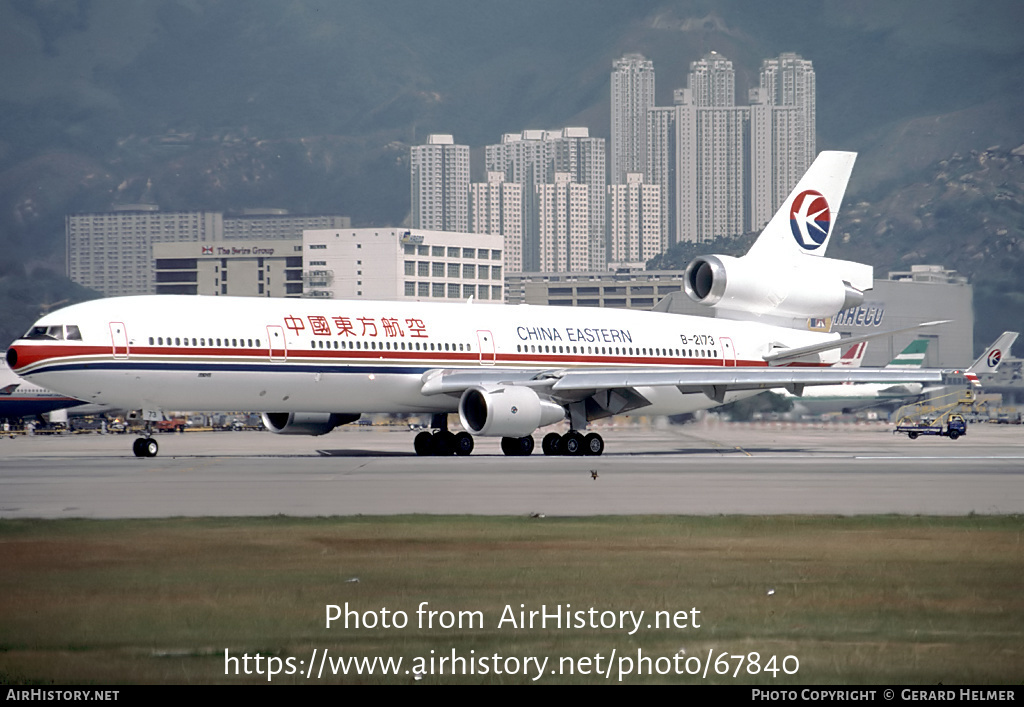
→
(459, 385, 564, 438)
(261, 412, 360, 436)
(683, 254, 869, 322)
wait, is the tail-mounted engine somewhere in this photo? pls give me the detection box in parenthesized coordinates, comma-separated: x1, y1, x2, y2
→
(459, 385, 564, 438)
(683, 254, 871, 325)
(261, 412, 360, 436)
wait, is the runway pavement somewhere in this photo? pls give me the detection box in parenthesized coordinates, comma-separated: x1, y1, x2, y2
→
(1, 422, 1022, 518)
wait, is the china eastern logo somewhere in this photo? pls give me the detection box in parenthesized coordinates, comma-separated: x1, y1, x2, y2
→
(790, 190, 832, 251)
(988, 349, 1002, 368)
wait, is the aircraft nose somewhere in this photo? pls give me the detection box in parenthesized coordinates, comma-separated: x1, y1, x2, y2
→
(6, 347, 18, 369)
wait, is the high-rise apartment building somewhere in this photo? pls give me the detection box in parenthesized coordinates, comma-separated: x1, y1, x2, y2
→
(673, 53, 750, 243)
(551, 128, 607, 270)
(687, 51, 736, 107)
(67, 206, 223, 297)
(486, 128, 605, 271)
(537, 173, 589, 273)
(645, 51, 815, 246)
(607, 173, 662, 268)
(222, 211, 350, 240)
(749, 53, 816, 230)
(410, 134, 470, 232)
(610, 53, 655, 186)
(646, 106, 677, 252)
(470, 172, 524, 272)
(486, 131, 551, 272)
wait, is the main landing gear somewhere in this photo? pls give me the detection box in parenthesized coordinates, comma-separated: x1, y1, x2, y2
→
(411, 414, 604, 457)
(499, 430, 604, 456)
(541, 431, 604, 456)
(414, 413, 474, 456)
(414, 429, 475, 456)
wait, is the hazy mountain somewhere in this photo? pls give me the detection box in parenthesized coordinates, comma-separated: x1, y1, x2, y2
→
(0, 0, 1022, 345)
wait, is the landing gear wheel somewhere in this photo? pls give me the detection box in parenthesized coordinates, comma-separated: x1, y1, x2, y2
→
(501, 436, 535, 456)
(414, 431, 434, 456)
(132, 438, 146, 457)
(142, 438, 158, 457)
(542, 432, 562, 456)
(562, 431, 584, 456)
(453, 431, 474, 456)
(517, 435, 534, 456)
(583, 433, 604, 456)
(433, 430, 456, 456)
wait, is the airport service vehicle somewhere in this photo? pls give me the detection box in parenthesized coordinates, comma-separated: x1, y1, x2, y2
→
(895, 413, 967, 440)
(154, 417, 187, 433)
(6, 152, 957, 458)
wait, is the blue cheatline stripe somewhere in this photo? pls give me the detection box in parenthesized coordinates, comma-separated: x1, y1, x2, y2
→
(28, 360, 441, 377)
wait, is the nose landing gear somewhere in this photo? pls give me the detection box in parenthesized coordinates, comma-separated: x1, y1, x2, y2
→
(132, 436, 158, 458)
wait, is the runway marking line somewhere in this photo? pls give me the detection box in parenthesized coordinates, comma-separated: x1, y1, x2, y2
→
(855, 455, 1024, 460)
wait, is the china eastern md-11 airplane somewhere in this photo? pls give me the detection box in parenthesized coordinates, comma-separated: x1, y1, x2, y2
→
(6, 152, 963, 458)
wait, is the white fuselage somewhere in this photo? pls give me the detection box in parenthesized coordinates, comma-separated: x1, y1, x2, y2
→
(7, 295, 840, 422)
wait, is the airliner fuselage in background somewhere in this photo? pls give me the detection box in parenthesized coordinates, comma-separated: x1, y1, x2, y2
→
(5, 152, 958, 457)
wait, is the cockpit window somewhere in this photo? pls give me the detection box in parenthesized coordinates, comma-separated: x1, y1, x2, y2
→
(23, 324, 80, 341)
(24, 326, 62, 340)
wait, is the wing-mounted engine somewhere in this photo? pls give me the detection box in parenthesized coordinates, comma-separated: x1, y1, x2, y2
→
(261, 412, 360, 436)
(683, 254, 871, 327)
(458, 385, 564, 438)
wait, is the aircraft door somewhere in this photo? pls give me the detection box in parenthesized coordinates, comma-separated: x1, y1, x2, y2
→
(267, 325, 287, 362)
(476, 330, 495, 366)
(109, 322, 129, 359)
(719, 336, 737, 367)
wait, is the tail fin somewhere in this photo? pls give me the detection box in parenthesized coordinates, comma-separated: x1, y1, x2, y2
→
(885, 339, 929, 369)
(833, 341, 868, 368)
(967, 332, 1019, 373)
(747, 151, 857, 260)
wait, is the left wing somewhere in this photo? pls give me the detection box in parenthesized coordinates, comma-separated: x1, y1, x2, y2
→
(550, 366, 951, 402)
(421, 365, 956, 404)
